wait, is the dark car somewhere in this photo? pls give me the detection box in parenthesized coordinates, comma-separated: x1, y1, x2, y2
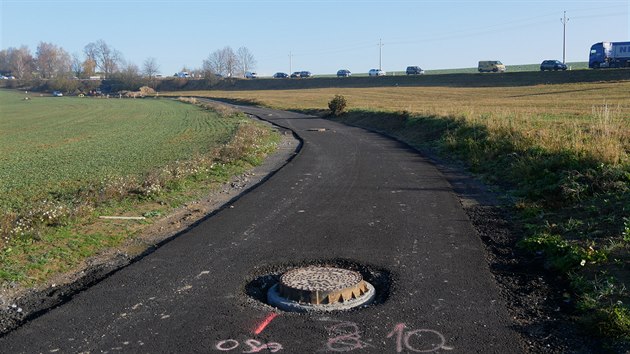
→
(336, 69, 351, 77)
(406, 66, 425, 75)
(290, 71, 301, 78)
(300, 71, 313, 78)
(273, 72, 289, 79)
(540, 60, 567, 71)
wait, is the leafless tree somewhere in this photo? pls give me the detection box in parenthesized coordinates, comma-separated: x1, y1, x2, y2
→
(202, 56, 220, 78)
(3, 46, 34, 79)
(71, 53, 83, 78)
(0, 50, 9, 74)
(142, 57, 160, 79)
(84, 39, 122, 78)
(203, 51, 225, 77)
(236, 47, 256, 77)
(203, 46, 238, 77)
(36, 42, 71, 79)
(223, 47, 237, 77)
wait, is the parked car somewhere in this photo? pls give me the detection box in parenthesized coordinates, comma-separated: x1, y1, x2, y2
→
(245, 72, 258, 79)
(52, 91, 63, 97)
(290, 71, 302, 78)
(300, 71, 313, 78)
(540, 60, 567, 71)
(337, 69, 351, 77)
(406, 66, 425, 75)
(273, 72, 289, 78)
(368, 69, 386, 76)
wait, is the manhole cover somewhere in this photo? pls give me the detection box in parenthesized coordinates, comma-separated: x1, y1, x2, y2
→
(267, 267, 375, 312)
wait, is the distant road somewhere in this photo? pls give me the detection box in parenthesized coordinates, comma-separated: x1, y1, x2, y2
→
(158, 67, 629, 92)
(0, 105, 525, 353)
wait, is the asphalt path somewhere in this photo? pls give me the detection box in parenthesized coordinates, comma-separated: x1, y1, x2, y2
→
(0, 105, 525, 353)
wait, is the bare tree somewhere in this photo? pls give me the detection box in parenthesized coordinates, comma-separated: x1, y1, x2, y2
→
(236, 47, 256, 77)
(71, 53, 83, 78)
(36, 42, 71, 79)
(6, 46, 34, 79)
(142, 57, 160, 79)
(203, 46, 238, 77)
(201, 59, 215, 78)
(57, 50, 71, 78)
(0, 49, 10, 74)
(36, 42, 58, 79)
(203, 50, 225, 77)
(83, 42, 97, 64)
(223, 47, 237, 77)
(84, 39, 122, 78)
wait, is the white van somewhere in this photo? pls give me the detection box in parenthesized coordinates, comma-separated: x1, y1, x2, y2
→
(478, 61, 506, 73)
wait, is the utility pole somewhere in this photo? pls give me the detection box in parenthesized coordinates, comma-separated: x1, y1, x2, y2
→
(289, 51, 293, 74)
(378, 39, 384, 70)
(561, 11, 569, 64)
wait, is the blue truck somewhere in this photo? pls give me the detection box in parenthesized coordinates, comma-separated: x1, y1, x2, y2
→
(589, 41, 630, 68)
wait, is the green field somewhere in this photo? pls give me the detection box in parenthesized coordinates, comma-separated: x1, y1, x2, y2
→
(0, 90, 240, 208)
(0, 89, 279, 285)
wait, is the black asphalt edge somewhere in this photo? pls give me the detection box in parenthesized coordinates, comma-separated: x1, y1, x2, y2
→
(0, 110, 304, 337)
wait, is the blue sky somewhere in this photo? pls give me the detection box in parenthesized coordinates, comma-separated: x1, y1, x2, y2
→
(1, 0, 629, 76)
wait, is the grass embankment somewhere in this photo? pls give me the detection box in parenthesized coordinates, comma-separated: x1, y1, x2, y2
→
(180, 82, 630, 343)
(0, 91, 279, 286)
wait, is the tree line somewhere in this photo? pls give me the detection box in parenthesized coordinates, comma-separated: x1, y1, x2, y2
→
(0, 39, 256, 92)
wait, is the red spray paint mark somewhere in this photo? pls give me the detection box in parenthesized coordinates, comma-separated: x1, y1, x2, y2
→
(254, 313, 278, 335)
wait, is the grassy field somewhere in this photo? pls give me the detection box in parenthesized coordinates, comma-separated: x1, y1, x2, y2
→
(168, 81, 630, 345)
(0, 91, 239, 208)
(0, 90, 279, 284)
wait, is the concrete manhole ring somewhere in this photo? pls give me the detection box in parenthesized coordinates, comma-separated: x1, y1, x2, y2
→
(267, 266, 375, 312)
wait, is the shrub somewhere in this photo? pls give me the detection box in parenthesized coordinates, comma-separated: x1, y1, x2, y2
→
(328, 95, 347, 116)
(139, 86, 156, 96)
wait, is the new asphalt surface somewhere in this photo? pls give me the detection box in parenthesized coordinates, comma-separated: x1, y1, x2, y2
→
(0, 105, 526, 353)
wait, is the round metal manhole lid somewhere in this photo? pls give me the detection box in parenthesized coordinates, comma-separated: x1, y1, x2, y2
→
(267, 267, 375, 312)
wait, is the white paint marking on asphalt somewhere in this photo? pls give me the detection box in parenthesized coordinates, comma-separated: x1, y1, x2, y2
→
(177, 285, 193, 293)
(196, 270, 211, 278)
